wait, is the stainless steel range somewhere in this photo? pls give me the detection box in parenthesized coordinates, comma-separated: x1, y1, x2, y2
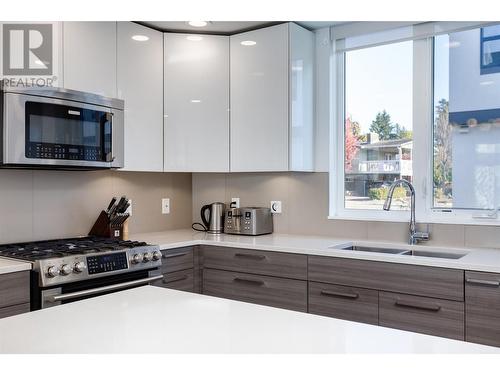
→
(0, 237, 162, 310)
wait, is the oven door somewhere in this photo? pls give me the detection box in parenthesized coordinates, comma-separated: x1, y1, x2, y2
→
(39, 269, 162, 309)
(2, 92, 124, 168)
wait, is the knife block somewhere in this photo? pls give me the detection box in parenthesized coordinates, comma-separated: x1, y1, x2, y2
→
(89, 210, 128, 240)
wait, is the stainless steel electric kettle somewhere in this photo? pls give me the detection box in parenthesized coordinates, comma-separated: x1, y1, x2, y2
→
(193, 202, 226, 234)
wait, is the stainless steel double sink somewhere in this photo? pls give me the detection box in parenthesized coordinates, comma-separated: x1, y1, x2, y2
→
(335, 245, 467, 260)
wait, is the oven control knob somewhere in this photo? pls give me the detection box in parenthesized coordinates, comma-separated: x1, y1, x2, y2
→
(47, 266, 59, 277)
(152, 251, 162, 261)
(131, 254, 143, 264)
(142, 253, 152, 262)
(73, 262, 85, 273)
(60, 264, 72, 276)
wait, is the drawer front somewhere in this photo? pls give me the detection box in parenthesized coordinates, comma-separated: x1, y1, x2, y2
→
(0, 303, 30, 319)
(160, 247, 194, 274)
(465, 271, 500, 347)
(152, 269, 195, 292)
(309, 256, 464, 301)
(203, 268, 307, 312)
(309, 282, 378, 325)
(0, 271, 30, 308)
(202, 245, 307, 280)
(379, 291, 464, 340)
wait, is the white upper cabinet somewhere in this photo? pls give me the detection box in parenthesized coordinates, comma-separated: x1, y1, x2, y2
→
(164, 34, 230, 172)
(63, 22, 117, 97)
(230, 23, 314, 172)
(289, 23, 315, 172)
(230, 24, 289, 172)
(117, 22, 164, 172)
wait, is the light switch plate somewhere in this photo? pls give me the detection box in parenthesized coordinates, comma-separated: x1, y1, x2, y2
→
(270, 201, 282, 214)
(162, 198, 170, 214)
(231, 197, 240, 208)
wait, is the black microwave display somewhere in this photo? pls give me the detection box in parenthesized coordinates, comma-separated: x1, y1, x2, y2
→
(25, 101, 112, 162)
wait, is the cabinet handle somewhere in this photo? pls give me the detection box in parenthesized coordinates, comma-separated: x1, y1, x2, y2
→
(233, 277, 265, 286)
(466, 278, 500, 287)
(320, 290, 359, 299)
(234, 253, 266, 260)
(163, 252, 190, 259)
(394, 299, 441, 312)
(163, 275, 189, 284)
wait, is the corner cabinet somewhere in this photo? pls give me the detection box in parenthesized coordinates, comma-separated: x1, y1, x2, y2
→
(230, 23, 314, 172)
(63, 22, 117, 97)
(117, 22, 164, 172)
(163, 34, 230, 172)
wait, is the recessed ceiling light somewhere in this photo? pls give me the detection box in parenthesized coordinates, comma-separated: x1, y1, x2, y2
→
(186, 35, 203, 42)
(480, 81, 494, 86)
(446, 41, 460, 48)
(188, 21, 208, 27)
(240, 40, 257, 46)
(132, 35, 149, 42)
(190, 99, 202, 103)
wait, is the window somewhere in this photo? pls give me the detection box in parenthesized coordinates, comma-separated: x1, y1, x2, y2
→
(480, 25, 500, 75)
(434, 28, 500, 212)
(331, 22, 500, 223)
(343, 41, 413, 211)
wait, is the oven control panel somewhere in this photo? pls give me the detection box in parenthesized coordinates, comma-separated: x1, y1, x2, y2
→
(36, 246, 161, 287)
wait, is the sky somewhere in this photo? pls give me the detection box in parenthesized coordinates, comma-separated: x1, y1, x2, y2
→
(345, 38, 450, 134)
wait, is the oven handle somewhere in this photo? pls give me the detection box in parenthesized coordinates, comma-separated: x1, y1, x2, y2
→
(47, 275, 163, 303)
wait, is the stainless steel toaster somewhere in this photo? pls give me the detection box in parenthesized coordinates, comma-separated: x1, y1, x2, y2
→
(224, 207, 273, 236)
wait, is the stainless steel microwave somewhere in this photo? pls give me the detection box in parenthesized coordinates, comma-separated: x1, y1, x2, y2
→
(0, 83, 124, 169)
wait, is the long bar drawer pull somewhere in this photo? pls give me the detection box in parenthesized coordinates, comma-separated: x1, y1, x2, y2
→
(320, 290, 359, 299)
(163, 252, 190, 259)
(234, 253, 266, 260)
(163, 275, 189, 284)
(395, 299, 441, 312)
(47, 275, 164, 302)
(233, 277, 265, 286)
(465, 278, 500, 287)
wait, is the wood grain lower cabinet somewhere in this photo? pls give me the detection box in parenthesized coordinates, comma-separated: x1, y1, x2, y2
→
(308, 282, 378, 325)
(201, 246, 307, 279)
(159, 247, 194, 274)
(0, 303, 30, 319)
(0, 271, 30, 308)
(152, 269, 195, 292)
(309, 256, 464, 301)
(203, 268, 307, 312)
(465, 271, 500, 347)
(379, 291, 464, 341)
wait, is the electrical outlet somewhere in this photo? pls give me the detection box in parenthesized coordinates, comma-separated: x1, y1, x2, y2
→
(270, 201, 282, 214)
(125, 199, 132, 216)
(162, 198, 170, 214)
(231, 197, 240, 208)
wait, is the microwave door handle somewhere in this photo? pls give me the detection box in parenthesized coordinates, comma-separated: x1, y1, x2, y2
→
(105, 112, 115, 163)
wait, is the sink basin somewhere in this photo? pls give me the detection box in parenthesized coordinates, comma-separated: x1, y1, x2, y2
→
(336, 245, 406, 255)
(335, 244, 467, 259)
(400, 250, 466, 259)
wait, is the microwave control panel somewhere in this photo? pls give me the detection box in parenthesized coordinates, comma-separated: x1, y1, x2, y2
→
(26, 144, 104, 161)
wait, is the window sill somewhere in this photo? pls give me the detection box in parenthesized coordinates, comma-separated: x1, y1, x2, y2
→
(327, 214, 500, 226)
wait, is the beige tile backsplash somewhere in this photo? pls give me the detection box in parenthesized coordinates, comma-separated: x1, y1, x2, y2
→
(0, 170, 192, 244)
(192, 172, 500, 249)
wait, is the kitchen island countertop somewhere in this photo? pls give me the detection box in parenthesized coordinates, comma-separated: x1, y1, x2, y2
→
(0, 286, 497, 354)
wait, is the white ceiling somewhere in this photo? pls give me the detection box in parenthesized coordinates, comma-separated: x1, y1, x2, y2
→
(141, 21, 349, 34)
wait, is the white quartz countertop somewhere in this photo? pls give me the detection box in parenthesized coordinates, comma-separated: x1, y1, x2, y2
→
(0, 286, 496, 354)
(131, 229, 500, 273)
(0, 257, 31, 275)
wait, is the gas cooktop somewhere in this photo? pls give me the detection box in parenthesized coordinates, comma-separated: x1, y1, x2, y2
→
(0, 237, 149, 261)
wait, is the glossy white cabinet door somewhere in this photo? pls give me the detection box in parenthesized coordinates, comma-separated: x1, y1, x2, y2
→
(117, 22, 164, 172)
(63, 22, 117, 97)
(289, 23, 315, 172)
(230, 24, 289, 172)
(164, 34, 230, 172)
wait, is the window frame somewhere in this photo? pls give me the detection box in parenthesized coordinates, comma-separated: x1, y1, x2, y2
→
(480, 27, 500, 75)
(329, 31, 500, 225)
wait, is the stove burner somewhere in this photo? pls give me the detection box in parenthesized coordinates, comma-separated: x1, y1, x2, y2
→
(0, 237, 149, 261)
